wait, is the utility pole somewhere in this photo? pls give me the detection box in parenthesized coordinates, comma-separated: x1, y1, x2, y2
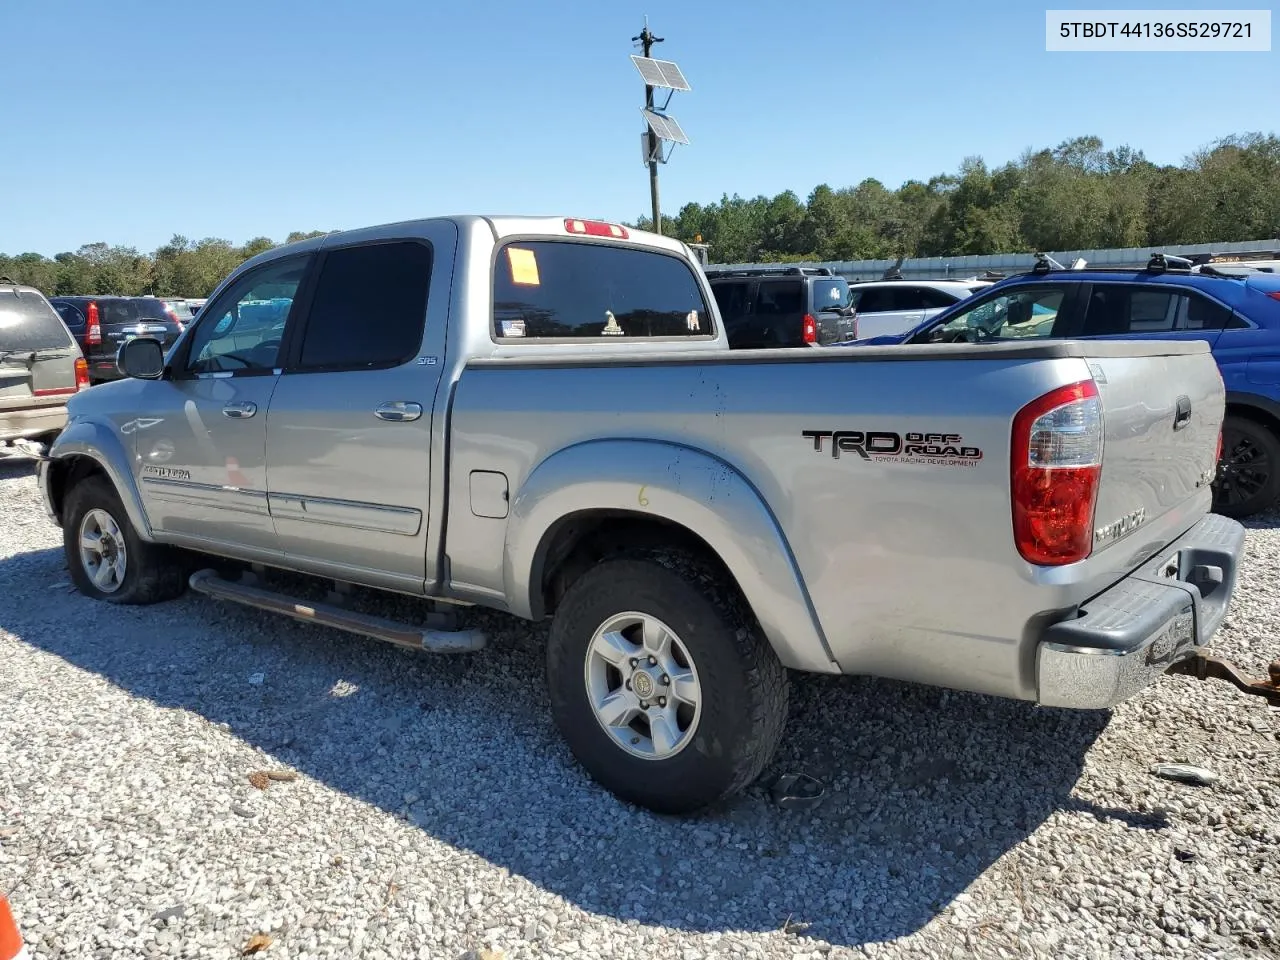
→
(635, 20, 663, 234)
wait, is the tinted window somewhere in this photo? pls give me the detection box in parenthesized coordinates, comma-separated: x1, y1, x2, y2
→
(54, 302, 86, 331)
(1184, 292, 1233, 330)
(711, 281, 749, 320)
(811, 278, 849, 312)
(0, 290, 75, 351)
(493, 241, 711, 339)
(99, 299, 143, 325)
(754, 281, 803, 317)
(918, 287, 961, 309)
(851, 287, 895, 313)
(1078, 284, 1230, 336)
(298, 241, 432, 369)
(187, 257, 308, 374)
(131, 298, 177, 321)
(921, 287, 1068, 343)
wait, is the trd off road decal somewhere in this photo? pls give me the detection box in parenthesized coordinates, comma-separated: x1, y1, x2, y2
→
(802, 430, 983, 468)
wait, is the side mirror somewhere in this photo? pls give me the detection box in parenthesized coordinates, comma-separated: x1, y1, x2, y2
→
(117, 337, 166, 380)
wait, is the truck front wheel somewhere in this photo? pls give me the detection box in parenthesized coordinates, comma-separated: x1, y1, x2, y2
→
(63, 476, 189, 605)
(546, 552, 789, 814)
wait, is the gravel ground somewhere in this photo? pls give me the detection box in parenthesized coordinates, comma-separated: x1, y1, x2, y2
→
(1, 457, 1278, 960)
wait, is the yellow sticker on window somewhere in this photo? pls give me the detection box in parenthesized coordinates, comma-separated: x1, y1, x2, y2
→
(507, 247, 540, 286)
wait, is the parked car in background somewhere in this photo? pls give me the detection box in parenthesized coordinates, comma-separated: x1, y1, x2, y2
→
(49, 296, 188, 384)
(155, 297, 195, 327)
(186, 297, 208, 317)
(847, 278, 991, 340)
(842, 253, 1280, 518)
(0, 279, 90, 453)
(705, 266, 856, 348)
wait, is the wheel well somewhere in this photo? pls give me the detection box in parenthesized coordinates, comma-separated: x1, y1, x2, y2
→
(535, 510, 746, 620)
(45, 455, 108, 526)
(1225, 401, 1280, 438)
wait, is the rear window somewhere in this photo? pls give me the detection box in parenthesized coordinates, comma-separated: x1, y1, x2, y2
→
(811, 278, 849, 311)
(493, 241, 712, 339)
(0, 290, 74, 351)
(99, 300, 143, 325)
(130, 298, 178, 321)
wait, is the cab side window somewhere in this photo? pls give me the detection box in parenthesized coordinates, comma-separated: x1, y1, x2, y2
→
(185, 257, 310, 375)
(294, 241, 433, 370)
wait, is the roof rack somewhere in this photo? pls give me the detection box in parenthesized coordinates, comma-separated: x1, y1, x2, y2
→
(1031, 253, 1068, 273)
(1145, 252, 1193, 273)
(703, 266, 834, 279)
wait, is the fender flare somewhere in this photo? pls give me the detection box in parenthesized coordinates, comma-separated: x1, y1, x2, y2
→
(45, 419, 154, 541)
(502, 438, 838, 674)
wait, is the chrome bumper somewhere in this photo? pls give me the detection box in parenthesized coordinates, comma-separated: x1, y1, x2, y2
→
(1036, 513, 1246, 710)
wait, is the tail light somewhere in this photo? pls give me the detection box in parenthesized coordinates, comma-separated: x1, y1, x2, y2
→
(1267, 291, 1280, 302)
(1011, 379, 1103, 566)
(564, 219, 629, 239)
(1215, 426, 1223, 463)
(74, 357, 90, 391)
(164, 306, 184, 331)
(802, 313, 818, 344)
(86, 301, 102, 345)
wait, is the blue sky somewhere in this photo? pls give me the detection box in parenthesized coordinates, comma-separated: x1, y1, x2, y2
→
(2, 0, 1274, 256)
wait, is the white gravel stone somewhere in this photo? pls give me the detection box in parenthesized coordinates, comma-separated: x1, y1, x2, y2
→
(1, 457, 1279, 959)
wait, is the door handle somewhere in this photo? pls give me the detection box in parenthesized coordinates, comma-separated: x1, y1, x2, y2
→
(1173, 395, 1192, 431)
(375, 401, 423, 422)
(222, 401, 258, 419)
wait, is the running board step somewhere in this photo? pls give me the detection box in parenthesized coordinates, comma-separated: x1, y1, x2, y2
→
(188, 568, 487, 653)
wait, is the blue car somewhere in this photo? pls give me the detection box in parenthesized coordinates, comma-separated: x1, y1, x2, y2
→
(843, 253, 1280, 518)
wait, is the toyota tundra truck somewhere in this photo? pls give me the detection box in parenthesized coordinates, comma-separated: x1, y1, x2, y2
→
(34, 215, 1265, 814)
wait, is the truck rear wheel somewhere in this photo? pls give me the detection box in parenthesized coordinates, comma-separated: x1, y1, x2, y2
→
(1214, 415, 1280, 518)
(63, 476, 189, 605)
(546, 551, 789, 814)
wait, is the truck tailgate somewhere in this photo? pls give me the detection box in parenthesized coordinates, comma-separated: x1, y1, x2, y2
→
(1087, 347, 1223, 563)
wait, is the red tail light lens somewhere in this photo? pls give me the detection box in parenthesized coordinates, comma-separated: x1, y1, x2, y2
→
(1215, 427, 1223, 463)
(1267, 291, 1280, 302)
(802, 313, 818, 344)
(74, 357, 90, 391)
(1011, 379, 1103, 566)
(564, 219, 629, 239)
(86, 301, 102, 345)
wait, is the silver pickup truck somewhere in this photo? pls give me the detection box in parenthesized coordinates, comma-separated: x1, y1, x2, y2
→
(36, 215, 1260, 814)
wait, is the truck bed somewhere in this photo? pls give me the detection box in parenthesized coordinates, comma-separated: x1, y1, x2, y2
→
(447, 337, 1222, 701)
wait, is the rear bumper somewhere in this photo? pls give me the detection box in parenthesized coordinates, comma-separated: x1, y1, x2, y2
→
(0, 405, 68, 443)
(1036, 513, 1245, 709)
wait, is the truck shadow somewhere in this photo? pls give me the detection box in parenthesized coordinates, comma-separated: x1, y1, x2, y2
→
(1, 545, 1130, 949)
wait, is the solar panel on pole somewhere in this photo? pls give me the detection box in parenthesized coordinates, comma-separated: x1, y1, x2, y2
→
(630, 55, 692, 92)
(641, 108, 689, 145)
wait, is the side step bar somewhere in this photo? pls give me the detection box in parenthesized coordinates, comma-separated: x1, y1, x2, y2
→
(188, 569, 487, 653)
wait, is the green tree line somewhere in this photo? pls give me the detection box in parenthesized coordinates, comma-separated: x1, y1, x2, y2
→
(4, 132, 1278, 292)
(635, 132, 1280, 263)
(0, 231, 330, 298)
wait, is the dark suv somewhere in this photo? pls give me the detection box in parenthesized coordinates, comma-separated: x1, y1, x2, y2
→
(48, 296, 187, 384)
(705, 267, 856, 349)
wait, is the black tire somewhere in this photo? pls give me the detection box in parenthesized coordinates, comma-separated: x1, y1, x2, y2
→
(63, 475, 189, 604)
(1213, 415, 1280, 519)
(546, 551, 789, 814)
